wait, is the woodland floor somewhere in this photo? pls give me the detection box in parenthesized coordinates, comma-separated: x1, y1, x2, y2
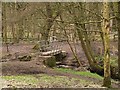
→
(0, 41, 120, 88)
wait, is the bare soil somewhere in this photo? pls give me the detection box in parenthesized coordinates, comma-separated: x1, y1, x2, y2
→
(1, 41, 88, 75)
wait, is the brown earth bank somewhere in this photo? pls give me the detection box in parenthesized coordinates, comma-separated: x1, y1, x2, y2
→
(1, 41, 88, 75)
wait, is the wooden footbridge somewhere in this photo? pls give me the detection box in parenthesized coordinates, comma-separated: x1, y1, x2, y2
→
(39, 40, 63, 56)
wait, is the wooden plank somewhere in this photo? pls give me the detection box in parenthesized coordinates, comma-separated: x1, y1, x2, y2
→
(41, 49, 62, 56)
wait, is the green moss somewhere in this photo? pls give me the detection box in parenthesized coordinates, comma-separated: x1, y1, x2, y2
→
(95, 55, 118, 67)
(44, 56, 56, 68)
(110, 56, 118, 67)
(55, 68, 103, 80)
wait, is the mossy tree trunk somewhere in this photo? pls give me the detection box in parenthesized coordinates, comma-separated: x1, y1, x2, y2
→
(72, 3, 96, 66)
(76, 24, 93, 66)
(117, 1, 120, 79)
(102, 1, 111, 87)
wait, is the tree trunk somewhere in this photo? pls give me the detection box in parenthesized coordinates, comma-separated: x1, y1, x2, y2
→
(102, 1, 111, 87)
(11, 23, 17, 43)
(82, 25, 96, 63)
(59, 15, 82, 66)
(41, 3, 61, 41)
(3, 2, 9, 53)
(41, 3, 53, 41)
(117, 1, 120, 79)
(73, 3, 96, 66)
(75, 22, 93, 65)
(18, 21, 24, 40)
